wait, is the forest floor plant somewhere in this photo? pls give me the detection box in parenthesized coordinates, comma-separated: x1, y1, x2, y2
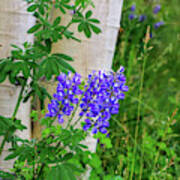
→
(0, 70, 128, 179)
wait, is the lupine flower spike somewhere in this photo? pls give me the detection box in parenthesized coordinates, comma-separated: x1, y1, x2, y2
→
(153, 5, 161, 14)
(130, 4, 136, 12)
(154, 21, 164, 29)
(46, 68, 128, 135)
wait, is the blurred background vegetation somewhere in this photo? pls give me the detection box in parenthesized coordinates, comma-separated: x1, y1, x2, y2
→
(93, 0, 180, 179)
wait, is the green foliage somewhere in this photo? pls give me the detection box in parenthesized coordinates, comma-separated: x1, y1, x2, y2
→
(0, 111, 101, 179)
(97, 0, 180, 179)
(0, 0, 101, 179)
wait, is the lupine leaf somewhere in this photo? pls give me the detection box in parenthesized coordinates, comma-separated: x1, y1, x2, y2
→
(28, 24, 42, 34)
(27, 4, 37, 12)
(85, 10, 92, 19)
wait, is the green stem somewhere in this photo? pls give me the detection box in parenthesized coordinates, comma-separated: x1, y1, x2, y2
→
(0, 82, 26, 156)
(139, 129, 145, 180)
(12, 84, 25, 119)
(150, 109, 178, 180)
(72, 116, 83, 127)
(59, 6, 82, 37)
(129, 50, 147, 180)
(66, 103, 80, 129)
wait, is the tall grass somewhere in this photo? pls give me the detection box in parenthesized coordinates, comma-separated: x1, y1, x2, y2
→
(96, 0, 180, 179)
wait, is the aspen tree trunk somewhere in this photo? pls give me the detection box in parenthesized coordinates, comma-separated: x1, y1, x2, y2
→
(50, 0, 124, 151)
(34, 0, 124, 179)
(0, 0, 35, 170)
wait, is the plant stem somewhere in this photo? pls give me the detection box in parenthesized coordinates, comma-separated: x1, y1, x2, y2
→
(139, 129, 145, 180)
(0, 82, 26, 156)
(72, 116, 83, 127)
(129, 27, 150, 180)
(66, 103, 79, 129)
(150, 108, 178, 180)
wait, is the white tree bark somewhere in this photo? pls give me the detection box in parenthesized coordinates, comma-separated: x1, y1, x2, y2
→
(0, 0, 35, 171)
(50, 0, 124, 152)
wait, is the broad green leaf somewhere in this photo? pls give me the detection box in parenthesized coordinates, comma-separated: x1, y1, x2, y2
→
(46, 164, 77, 180)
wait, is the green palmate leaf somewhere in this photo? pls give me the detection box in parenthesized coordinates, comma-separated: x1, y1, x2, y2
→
(0, 116, 13, 136)
(46, 163, 77, 180)
(64, 163, 84, 173)
(40, 55, 75, 80)
(27, 4, 37, 12)
(58, 59, 76, 73)
(85, 10, 93, 19)
(28, 23, 42, 34)
(13, 119, 27, 131)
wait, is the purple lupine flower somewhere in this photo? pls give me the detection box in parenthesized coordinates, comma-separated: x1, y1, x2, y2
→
(139, 15, 147, 22)
(129, 14, 136, 20)
(130, 4, 136, 11)
(79, 69, 128, 134)
(46, 68, 128, 135)
(46, 72, 83, 123)
(150, 32, 153, 38)
(154, 21, 164, 29)
(69, 5, 76, 16)
(153, 5, 161, 14)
